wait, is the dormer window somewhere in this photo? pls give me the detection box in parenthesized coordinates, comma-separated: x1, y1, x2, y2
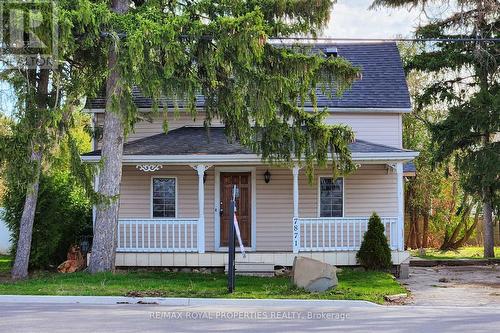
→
(324, 47, 338, 58)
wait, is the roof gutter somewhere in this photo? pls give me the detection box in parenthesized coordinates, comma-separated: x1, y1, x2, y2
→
(81, 151, 419, 164)
(83, 106, 412, 114)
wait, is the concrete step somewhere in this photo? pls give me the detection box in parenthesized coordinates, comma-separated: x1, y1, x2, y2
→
(225, 262, 275, 277)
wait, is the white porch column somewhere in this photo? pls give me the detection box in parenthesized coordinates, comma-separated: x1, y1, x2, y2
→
(195, 165, 209, 253)
(293, 166, 300, 218)
(292, 166, 300, 253)
(396, 162, 404, 251)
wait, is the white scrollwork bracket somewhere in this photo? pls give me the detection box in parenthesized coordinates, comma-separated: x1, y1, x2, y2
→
(189, 164, 213, 175)
(136, 164, 163, 172)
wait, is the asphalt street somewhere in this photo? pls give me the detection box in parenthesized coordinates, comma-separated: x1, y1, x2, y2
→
(0, 302, 499, 333)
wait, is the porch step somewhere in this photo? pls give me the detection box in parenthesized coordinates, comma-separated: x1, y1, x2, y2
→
(225, 262, 275, 277)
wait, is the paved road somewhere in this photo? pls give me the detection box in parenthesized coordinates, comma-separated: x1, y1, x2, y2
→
(1, 302, 499, 333)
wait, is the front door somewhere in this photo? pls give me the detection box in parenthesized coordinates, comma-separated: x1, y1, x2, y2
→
(220, 173, 251, 247)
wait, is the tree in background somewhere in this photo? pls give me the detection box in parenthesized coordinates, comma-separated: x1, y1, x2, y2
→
(2, 113, 93, 269)
(89, 0, 360, 272)
(0, 116, 11, 200)
(373, 0, 499, 257)
(401, 43, 482, 250)
(0, 0, 105, 278)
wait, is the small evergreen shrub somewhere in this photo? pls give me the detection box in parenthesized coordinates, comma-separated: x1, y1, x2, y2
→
(356, 212, 392, 270)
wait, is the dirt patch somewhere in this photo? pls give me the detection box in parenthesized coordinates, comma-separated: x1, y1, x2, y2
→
(126, 290, 167, 298)
(402, 265, 500, 306)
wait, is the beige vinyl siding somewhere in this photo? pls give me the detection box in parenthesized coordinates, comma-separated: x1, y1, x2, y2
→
(255, 164, 398, 251)
(119, 165, 216, 251)
(119, 164, 399, 253)
(324, 112, 402, 148)
(255, 167, 294, 252)
(95, 111, 402, 148)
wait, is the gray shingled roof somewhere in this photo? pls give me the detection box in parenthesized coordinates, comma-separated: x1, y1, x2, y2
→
(86, 43, 411, 110)
(83, 126, 413, 157)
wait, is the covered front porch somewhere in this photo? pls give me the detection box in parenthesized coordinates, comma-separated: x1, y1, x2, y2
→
(82, 126, 417, 266)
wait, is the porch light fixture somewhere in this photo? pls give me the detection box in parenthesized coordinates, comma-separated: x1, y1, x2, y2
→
(203, 171, 208, 184)
(264, 170, 271, 184)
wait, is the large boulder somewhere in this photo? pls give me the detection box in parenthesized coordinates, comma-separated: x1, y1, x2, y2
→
(291, 256, 338, 292)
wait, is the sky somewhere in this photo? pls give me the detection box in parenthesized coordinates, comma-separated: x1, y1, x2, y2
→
(1, 1, 428, 116)
(324, 0, 425, 38)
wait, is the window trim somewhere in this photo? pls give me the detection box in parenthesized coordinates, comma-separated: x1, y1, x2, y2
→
(150, 176, 178, 219)
(317, 176, 345, 218)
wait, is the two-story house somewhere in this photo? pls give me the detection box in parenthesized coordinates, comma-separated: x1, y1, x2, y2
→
(82, 42, 418, 271)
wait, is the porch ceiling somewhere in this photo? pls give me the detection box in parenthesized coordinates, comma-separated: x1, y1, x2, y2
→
(82, 126, 418, 163)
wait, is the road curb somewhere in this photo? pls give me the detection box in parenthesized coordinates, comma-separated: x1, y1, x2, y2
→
(0, 295, 380, 308)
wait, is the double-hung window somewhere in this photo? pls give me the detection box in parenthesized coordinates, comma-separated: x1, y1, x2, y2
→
(319, 177, 343, 217)
(152, 177, 176, 218)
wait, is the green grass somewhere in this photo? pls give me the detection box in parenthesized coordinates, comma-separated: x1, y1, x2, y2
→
(0, 255, 12, 274)
(410, 246, 500, 260)
(0, 266, 405, 304)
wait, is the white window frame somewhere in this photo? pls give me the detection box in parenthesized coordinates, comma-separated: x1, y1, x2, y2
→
(317, 176, 345, 218)
(150, 176, 178, 219)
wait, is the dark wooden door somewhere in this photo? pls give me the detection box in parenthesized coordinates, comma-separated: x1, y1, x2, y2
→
(220, 173, 251, 247)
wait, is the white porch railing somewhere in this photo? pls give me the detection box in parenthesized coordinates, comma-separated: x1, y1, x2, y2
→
(293, 217, 398, 253)
(117, 219, 198, 252)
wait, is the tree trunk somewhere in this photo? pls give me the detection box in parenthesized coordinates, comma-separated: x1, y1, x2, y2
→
(11, 66, 50, 280)
(475, 0, 495, 259)
(454, 207, 480, 249)
(409, 207, 417, 249)
(10, 152, 42, 280)
(483, 197, 494, 258)
(422, 211, 429, 248)
(88, 0, 129, 273)
(415, 215, 421, 249)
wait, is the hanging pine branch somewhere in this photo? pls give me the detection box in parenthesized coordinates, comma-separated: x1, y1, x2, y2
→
(372, 0, 499, 257)
(1, 0, 360, 273)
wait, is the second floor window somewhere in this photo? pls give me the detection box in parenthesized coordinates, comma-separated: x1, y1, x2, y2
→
(152, 177, 176, 218)
(319, 177, 343, 217)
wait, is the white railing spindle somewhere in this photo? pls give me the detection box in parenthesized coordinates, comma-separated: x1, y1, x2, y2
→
(117, 219, 198, 253)
(293, 217, 398, 252)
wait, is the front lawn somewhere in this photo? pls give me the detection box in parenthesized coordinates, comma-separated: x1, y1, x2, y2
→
(410, 246, 500, 260)
(0, 268, 405, 304)
(0, 255, 11, 275)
